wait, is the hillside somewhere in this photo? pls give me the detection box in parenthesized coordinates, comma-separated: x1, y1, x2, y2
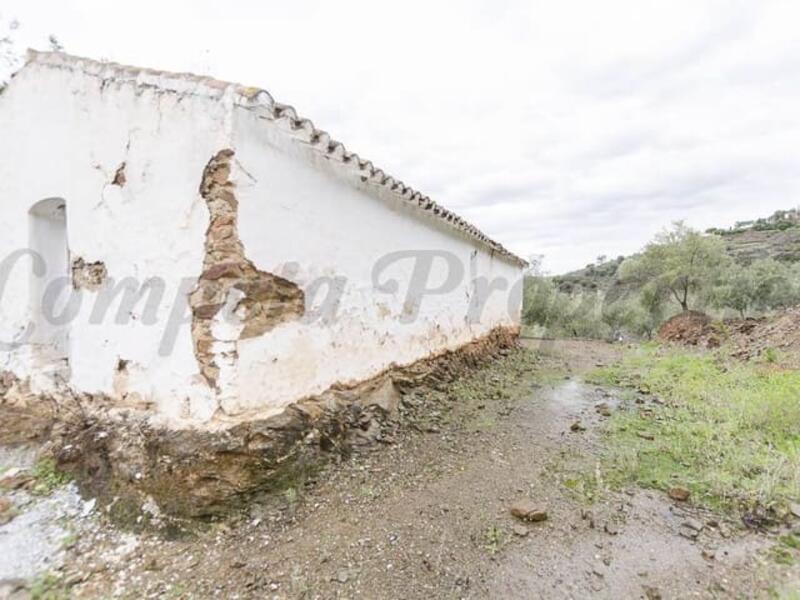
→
(720, 227, 800, 264)
(554, 209, 800, 295)
(553, 256, 624, 295)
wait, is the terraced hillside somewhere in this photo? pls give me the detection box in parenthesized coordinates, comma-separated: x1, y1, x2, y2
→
(722, 226, 800, 264)
(554, 209, 800, 295)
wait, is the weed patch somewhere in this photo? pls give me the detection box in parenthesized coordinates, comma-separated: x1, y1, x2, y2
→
(590, 347, 800, 516)
(483, 525, 504, 555)
(29, 571, 69, 600)
(31, 459, 71, 495)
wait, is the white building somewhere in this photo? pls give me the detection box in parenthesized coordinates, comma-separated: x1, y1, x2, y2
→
(0, 52, 524, 512)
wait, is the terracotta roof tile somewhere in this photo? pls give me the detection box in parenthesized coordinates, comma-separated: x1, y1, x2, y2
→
(21, 50, 527, 267)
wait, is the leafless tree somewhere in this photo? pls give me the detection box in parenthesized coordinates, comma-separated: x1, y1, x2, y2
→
(0, 16, 21, 88)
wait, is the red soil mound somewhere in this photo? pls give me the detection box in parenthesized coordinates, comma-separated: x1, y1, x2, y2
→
(657, 311, 717, 347)
(657, 307, 800, 366)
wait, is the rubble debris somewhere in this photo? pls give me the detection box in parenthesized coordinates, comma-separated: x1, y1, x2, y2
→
(45, 327, 519, 519)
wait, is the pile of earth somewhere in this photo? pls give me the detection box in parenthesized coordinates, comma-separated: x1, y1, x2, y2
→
(729, 306, 800, 364)
(656, 311, 720, 347)
(657, 307, 800, 366)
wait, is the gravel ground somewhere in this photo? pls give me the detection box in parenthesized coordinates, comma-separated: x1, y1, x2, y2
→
(0, 484, 88, 581)
(0, 445, 97, 597)
(2, 340, 799, 599)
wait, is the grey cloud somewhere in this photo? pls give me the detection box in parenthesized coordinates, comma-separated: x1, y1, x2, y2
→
(4, 0, 800, 274)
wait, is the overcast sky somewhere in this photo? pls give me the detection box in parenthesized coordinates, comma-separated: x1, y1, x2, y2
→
(3, 0, 800, 273)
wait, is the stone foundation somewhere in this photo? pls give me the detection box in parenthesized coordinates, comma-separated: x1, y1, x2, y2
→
(0, 327, 518, 520)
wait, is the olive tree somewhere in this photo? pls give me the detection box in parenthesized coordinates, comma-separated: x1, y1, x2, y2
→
(619, 222, 731, 312)
(714, 258, 800, 317)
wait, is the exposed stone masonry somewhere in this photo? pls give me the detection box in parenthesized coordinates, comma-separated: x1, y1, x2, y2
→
(51, 326, 519, 519)
(71, 258, 108, 291)
(190, 149, 305, 389)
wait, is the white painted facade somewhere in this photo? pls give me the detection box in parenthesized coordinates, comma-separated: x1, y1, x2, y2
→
(0, 52, 525, 430)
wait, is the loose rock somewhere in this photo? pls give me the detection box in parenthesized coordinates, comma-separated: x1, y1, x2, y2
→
(334, 570, 350, 584)
(0, 468, 34, 491)
(0, 580, 27, 600)
(512, 525, 529, 537)
(595, 403, 612, 417)
(0, 497, 15, 525)
(668, 487, 690, 502)
(682, 518, 703, 532)
(510, 501, 548, 522)
(643, 586, 662, 600)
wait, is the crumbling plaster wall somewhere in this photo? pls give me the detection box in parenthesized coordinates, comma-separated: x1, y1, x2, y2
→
(220, 105, 523, 420)
(0, 58, 229, 423)
(0, 54, 523, 431)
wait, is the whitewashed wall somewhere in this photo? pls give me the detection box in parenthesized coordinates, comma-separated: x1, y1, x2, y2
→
(0, 55, 523, 430)
(229, 107, 523, 418)
(0, 58, 224, 423)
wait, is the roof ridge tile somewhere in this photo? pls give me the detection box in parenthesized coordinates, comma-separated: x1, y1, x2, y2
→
(21, 50, 526, 267)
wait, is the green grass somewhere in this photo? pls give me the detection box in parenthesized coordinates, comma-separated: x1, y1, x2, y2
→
(60, 530, 78, 550)
(562, 471, 601, 504)
(29, 572, 69, 600)
(589, 346, 800, 515)
(283, 486, 298, 505)
(483, 525, 504, 555)
(769, 532, 800, 567)
(30, 459, 71, 495)
(764, 347, 780, 364)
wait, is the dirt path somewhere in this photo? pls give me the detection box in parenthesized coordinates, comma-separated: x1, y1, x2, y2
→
(1, 340, 797, 599)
